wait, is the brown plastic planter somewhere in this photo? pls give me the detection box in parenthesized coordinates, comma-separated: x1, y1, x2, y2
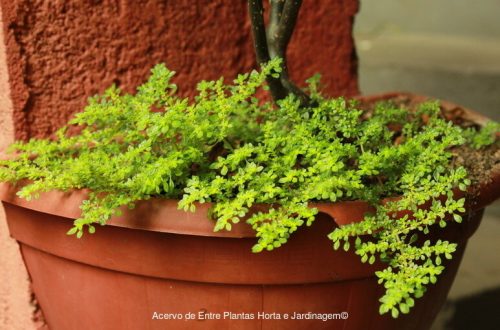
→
(1, 93, 499, 330)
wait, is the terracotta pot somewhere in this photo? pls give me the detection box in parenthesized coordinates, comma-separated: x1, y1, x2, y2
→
(1, 93, 499, 330)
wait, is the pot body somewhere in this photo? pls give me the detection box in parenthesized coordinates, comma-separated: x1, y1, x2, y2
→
(2, 199, 484, 330)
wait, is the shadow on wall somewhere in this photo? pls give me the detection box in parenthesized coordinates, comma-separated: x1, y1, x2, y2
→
(444, 287, 500, 330)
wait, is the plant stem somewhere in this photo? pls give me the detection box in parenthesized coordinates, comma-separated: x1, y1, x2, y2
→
(248, 0, 310, 105)
(267, 0, 285, 59)
(273, 0, 301, 54)
(248, 0, 288, 101)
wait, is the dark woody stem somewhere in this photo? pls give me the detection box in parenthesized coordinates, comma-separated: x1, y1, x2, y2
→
(273, 0, 301, 54)
(248, 0, 310, 106)
(267, 0, 285, 59)
(248, 0, 288, 101)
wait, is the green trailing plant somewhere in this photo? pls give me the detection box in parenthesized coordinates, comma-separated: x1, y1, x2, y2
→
(243, 1, 498, 317)
(0, 59, 498, 318)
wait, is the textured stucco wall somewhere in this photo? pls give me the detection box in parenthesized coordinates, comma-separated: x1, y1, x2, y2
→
(0, 0, 359, 141)
(0, 5, 34, 330)
(0, 7, 13, 151)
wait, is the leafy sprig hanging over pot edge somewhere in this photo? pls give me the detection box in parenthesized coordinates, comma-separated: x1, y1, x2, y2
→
(0, 59, 498, 318)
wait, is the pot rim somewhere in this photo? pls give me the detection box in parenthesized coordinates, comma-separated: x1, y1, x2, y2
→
(0, 92, 498, 238)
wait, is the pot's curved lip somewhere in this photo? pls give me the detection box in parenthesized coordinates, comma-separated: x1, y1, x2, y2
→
(0, 92, 499, 238)
(0, 182, 378, 238)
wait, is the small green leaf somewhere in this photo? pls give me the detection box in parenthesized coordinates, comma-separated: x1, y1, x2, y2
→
(379, 304, 389, 315)
(409, 233, 418, 244)
(355, 237, 362, 247)
(435, 256, 441, 265)
(414, 289, 424, 298)
(369, 255, 376, 264)
(252, 244, 263, 253)
(66, 227, 78, 235)
(400, 303, 409, 314)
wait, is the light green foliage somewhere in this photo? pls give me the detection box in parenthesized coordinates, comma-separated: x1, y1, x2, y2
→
(0, 58, 497, 318)
(463, 121, 500, 149)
